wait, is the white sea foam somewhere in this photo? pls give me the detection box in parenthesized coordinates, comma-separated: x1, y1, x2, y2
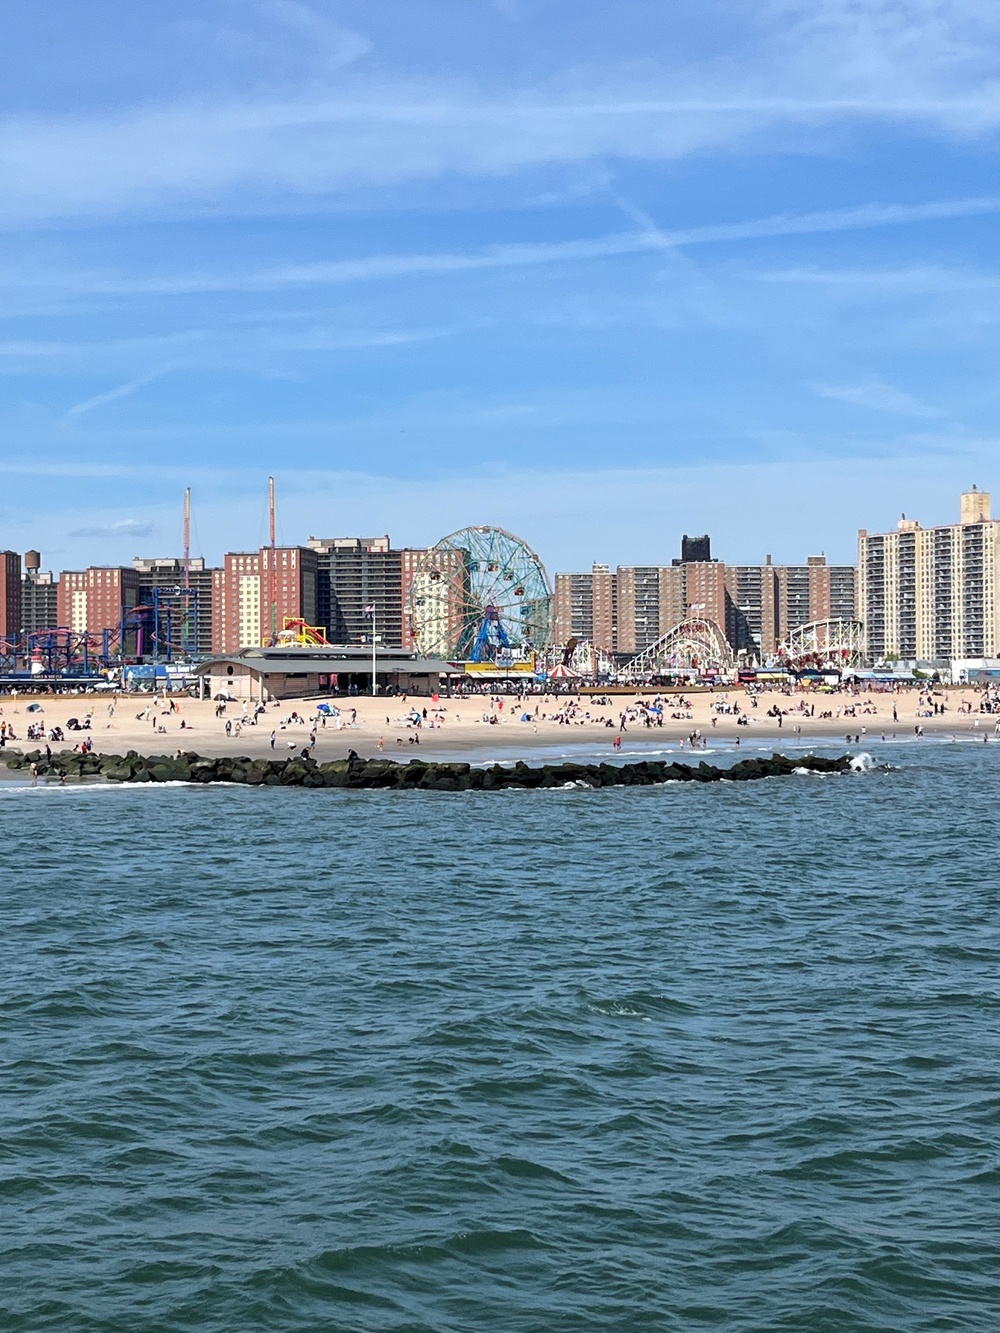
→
(0, 780, 194, 797)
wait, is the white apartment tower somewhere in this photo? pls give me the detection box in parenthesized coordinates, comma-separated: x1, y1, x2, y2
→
(858, 488, 1000, 661)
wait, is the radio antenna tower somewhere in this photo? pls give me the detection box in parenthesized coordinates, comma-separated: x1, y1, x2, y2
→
(268, 475, 277, 644)
(183, 487, 191, 584)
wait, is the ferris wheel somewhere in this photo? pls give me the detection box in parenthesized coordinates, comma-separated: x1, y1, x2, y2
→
(407, 525, 553, 662)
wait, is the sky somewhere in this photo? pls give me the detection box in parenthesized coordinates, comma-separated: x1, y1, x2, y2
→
(2, 0, 1000, 575)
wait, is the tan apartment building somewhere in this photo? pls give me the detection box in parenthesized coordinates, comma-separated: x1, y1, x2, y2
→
(859, 488, 1000, 661)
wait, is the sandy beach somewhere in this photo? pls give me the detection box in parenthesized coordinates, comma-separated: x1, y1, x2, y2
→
(1, 686, 995, 762)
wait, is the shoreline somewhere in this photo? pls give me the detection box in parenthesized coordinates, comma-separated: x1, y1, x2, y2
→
(0, 686, 995, 763)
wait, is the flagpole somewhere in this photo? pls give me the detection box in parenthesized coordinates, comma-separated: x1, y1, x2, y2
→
(368, 605, 377, 696)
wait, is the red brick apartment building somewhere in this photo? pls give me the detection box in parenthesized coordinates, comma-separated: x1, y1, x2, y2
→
(212, 547, 318, 653)
(56, 567, 141, 635)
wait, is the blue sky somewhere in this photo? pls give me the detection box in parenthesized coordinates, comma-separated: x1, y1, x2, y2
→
(2, 0, 1000, 574)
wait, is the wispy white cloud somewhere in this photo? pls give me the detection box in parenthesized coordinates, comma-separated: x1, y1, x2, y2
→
(259, 0, 372, 70)
(1, 0, 1000, 224)
(271, 324, 456, 352)
(0, 330, 208, 359)
(9, 195, 997, 298)
(758, 264, 1000, 291)
(68, 517, 157, 539)
(66, 367, 172, 418)
(811, 378, 946, 417)
(487, 0, 521, 18)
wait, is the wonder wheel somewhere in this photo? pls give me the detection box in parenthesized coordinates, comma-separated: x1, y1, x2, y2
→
(407, 525, 552, 662)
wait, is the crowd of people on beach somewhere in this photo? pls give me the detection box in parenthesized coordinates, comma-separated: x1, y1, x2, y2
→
(10, 676, 1000, 770)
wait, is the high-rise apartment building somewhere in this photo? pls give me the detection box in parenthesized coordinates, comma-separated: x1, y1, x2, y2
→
(0, 550, 21, 637)
(212, 547, 318, 654)
(132, 556, 218, 657)
(553, 572, 590, 646)
(859, 489, 1000, 661)
(613, 545, 730, 655)
(556, 543, 855, 659)
(615, 566, 674, 654)
(307, 536, 410, 648)
(553, 563, 616, 650)
(808, 555, 857, 625)
(719, 554, 854, 657)
(21, 551, 58, 634)
(724, 559, 777, 656)
(591, 564, 617, 651)
(56, 567, 141, 645)
(777, 563, 811, 639)
(682, 559, 728, 630)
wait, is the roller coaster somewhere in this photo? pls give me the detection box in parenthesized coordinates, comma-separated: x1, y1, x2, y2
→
(779, 618, 867, 668)
(0, 587, 203, 680)
(541, 639, 617, 681)
(619, 616, 735, 680)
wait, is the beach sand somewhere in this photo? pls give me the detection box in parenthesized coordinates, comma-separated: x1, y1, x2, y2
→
(1, 686, 993, 763)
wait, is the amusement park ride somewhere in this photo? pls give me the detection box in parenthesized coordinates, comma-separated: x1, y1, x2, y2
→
(618, 615, 736, 681)
(407, 525, 554, 671)
(616, 615, 867, 681)
(0, 487, 203, 682)
(271, 618, 331, 647)
(0, 586, 203, 680)
(778, 618, 867, 669)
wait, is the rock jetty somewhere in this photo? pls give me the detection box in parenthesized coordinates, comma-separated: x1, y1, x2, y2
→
(2, 748, 853, 789)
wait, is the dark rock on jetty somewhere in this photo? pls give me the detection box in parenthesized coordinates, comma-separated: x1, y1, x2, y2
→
(2, 748, 854, 790)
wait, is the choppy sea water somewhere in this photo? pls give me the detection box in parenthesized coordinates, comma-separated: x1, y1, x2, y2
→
(3, 743, 999, 1332)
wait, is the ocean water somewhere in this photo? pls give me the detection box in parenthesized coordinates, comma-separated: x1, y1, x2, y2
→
(3, 743, 999, 1332)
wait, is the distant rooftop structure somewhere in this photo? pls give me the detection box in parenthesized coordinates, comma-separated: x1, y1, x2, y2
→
(887, 489, 992, 534)
(307, 535, 391, 552)
(672, 534, 712, 566)
(962, 486, 991, 525)
(132, 556, 207, 573)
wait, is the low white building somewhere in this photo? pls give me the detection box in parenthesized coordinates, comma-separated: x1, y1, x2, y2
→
(949, 658, 1000, 685)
